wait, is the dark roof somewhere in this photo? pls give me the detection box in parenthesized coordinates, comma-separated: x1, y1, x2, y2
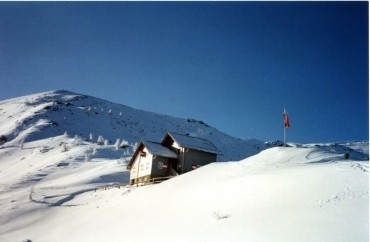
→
(142, 140, 177, 158)
(163, 132, 219, 154)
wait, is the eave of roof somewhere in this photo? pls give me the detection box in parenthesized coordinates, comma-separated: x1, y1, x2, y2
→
(127, 141, 145, 169)
(142, 140, 177, 159)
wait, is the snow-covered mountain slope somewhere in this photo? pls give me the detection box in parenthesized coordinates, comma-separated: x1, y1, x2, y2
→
(0, 90, 264, 161)
(0, 144, 368, 242)
(0, 90, 368, 242)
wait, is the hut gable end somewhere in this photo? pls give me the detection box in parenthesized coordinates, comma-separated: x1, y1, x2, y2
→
(127, 141, 177, 170)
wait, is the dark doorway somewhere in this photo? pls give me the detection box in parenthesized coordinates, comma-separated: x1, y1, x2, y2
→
(168, 158, 180, 175)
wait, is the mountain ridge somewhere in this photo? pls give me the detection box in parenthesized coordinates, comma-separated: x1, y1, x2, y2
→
(0, 89, 266, 161)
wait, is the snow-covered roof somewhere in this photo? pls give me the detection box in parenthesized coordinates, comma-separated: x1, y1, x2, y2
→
(164, 132, 219, 154)
(142, 141, 177, 159)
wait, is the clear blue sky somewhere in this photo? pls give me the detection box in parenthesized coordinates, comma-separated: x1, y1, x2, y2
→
(0, 2, 368, 143)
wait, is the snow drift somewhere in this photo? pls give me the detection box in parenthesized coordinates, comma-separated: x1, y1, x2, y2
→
(0, 144, 368, 242)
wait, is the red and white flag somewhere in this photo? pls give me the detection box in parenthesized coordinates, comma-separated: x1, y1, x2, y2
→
(283, 108, 290, 128)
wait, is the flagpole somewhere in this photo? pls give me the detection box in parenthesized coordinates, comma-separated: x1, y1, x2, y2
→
(283, 108, 289, 147)
(284, 125, 286, 147)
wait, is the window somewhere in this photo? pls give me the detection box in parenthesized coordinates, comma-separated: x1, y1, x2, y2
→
(158, 162, 163, 169)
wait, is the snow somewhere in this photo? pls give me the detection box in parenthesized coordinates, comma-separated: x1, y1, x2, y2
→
(1, 144, 368, 242)
(0, 90, 368, 242)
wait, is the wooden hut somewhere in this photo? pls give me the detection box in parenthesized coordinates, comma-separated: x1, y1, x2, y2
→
(127, 132, 219, 185)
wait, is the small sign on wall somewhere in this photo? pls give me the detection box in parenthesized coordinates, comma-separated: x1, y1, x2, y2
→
(158, 162, 168, 169)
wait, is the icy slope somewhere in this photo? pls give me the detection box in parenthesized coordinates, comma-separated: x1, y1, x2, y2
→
(0, 90, 265, 161)
(0, 144, 368, 242)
